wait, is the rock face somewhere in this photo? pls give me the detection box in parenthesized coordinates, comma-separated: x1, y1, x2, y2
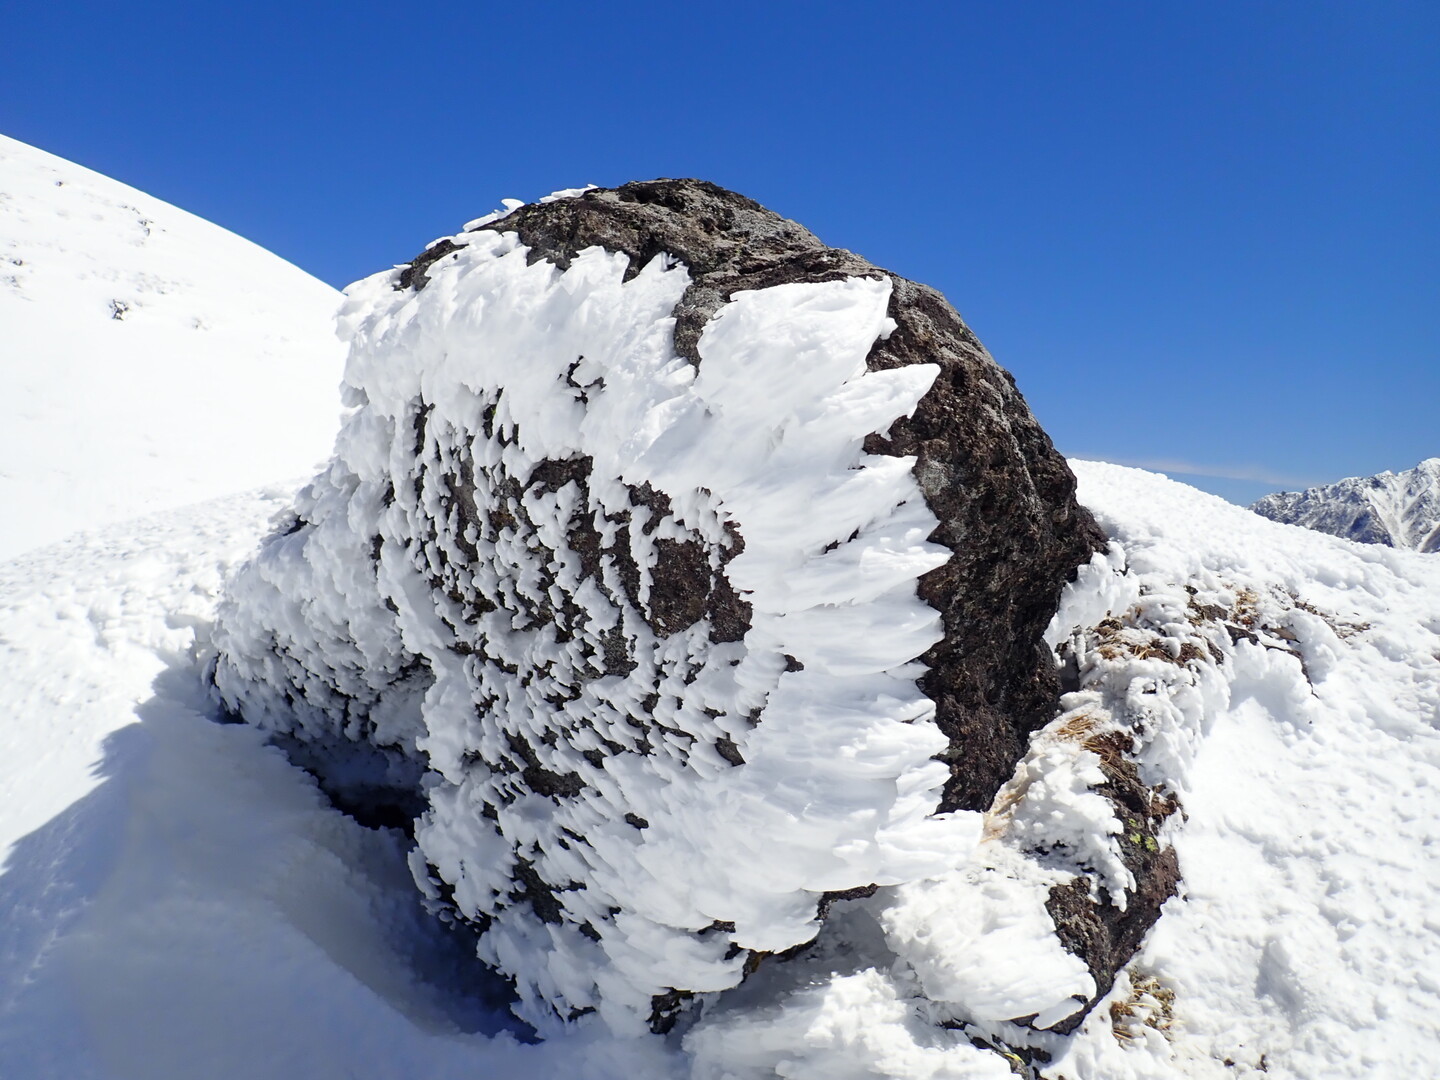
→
(443, 181, 1108, 812)
(1250, 458, 1440, 553)
(211, 180, 1107, 1034)
(1043, 729, 1181, 1034)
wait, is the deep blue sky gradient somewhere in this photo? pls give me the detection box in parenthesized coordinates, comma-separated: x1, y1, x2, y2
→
(4, 1, 1435, 502)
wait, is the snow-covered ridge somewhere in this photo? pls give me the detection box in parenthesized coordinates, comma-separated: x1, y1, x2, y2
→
(0, 133, 344, 557)
(1250, 457, 1440, 553)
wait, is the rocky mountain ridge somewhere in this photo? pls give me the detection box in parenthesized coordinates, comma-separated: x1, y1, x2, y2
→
(1250, 458, 1440, 553)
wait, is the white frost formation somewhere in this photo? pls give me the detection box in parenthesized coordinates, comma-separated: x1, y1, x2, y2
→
(684, 462, 1440, 1078)
(212, 220, 982, 1032)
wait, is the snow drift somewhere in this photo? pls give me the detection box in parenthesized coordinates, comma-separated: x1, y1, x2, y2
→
(209, 180, 1111, 1035)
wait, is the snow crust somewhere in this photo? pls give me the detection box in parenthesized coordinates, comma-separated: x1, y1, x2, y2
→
(213, 223, 981, 1032)
(0, 134, 344, 558)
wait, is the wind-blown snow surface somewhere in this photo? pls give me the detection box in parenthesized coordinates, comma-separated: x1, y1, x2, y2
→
(4, 461, 1438, 1077)
(0, 134, 344, 558)
(1250, 458, 1440, 553)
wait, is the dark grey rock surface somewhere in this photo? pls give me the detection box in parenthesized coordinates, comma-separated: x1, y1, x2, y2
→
(1044, 731, 1181, 1034)
(409, 180, 1109, 814)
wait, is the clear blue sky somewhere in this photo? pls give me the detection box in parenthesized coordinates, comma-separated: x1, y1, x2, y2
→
(4, 1, 1435, 503)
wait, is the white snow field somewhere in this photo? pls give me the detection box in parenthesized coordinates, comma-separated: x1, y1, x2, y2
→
(1, 152, 1438, 1076)
(0, 134, 344, 558)
(3, 462, 1437, 1078)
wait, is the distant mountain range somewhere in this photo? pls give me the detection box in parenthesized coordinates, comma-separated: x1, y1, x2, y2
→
(1250, 458, 1440, 553)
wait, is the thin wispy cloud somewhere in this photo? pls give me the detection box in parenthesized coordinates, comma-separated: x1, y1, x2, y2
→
(1072, 455, 1315, 489)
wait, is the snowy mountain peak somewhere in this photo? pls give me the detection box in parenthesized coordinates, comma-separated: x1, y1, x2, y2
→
(1250, 457, 1440, 553)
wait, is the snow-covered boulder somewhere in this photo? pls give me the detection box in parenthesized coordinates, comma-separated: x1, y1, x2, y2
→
(210, 180, 1107, 1034)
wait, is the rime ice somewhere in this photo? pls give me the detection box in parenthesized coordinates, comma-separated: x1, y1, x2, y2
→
(213, 220, 976, 1032)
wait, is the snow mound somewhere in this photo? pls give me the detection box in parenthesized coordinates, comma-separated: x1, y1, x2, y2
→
(0, 133, 344, 558)
(1039, 461, 1440, 1077)
(1251, 457, 1440, 553)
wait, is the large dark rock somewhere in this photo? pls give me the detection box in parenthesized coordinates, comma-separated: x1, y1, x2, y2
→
(213, 179, 1109, 1034)
(414, 180, 1108, 812)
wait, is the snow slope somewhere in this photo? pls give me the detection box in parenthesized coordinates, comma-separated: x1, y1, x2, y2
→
(3, 461, 1437, 1078)
(1041, 463, 1440, 1078)
(0, 134, 344, 558)
(1250, 458, 1440, 553)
